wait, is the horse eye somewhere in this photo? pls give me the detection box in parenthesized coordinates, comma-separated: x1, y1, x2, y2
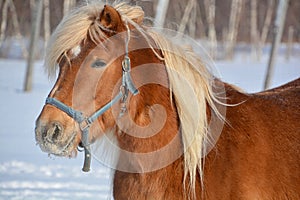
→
(91, 59, 106, 68)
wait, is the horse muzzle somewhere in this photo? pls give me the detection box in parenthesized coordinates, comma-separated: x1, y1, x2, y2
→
(35, 114, 79, 157)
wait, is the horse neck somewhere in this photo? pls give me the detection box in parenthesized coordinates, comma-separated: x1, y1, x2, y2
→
(112, 46, 183, 171)
(117, 87, 180, 149)
(113, 72, 185, 198)
(116, 63, 180, 154)
(111, 41, 187, 199)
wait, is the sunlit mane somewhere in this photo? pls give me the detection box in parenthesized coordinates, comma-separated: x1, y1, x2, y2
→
(149, 31, 223, 195)
(45, 2, 223, 198)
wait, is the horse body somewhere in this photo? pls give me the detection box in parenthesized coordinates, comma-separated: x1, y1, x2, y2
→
(113, 79, 300, 200)
(202, 80, 300, 199)
(35, 3, 300, 199)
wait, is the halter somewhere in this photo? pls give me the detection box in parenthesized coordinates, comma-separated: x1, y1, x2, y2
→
(45, 27, 138, 172)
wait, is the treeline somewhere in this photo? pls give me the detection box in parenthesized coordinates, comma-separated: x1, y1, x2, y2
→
(1, 0, 299, 41)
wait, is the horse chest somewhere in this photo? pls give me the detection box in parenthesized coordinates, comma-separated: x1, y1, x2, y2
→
(113, 162, 185, 199)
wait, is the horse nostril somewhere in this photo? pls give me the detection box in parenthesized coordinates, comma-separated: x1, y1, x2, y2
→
(40, 122, 63, 143)
(51, 122, 63, 141)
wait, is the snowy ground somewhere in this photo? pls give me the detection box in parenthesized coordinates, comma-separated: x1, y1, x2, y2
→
(0, 60, 112, 200)
(0, 53, 299, 199)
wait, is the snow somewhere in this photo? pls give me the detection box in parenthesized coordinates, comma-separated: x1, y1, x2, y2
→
(216, 54, 300, 92)
(0, 60, 112, 200)
(0, 52, 299, 199)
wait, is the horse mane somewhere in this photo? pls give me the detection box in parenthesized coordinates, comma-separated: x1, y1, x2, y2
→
(148, 31, 223, 194)
(45, 2, 223, 197)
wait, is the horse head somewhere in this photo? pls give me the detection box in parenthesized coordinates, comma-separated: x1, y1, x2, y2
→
(35, 4, 169, 167)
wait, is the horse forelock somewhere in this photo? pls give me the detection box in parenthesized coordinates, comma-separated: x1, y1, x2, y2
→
(44, 2, 145, 77)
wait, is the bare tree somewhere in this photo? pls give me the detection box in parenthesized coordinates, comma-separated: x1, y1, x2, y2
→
(64, 0, 71, 16)
(204, 0, 217, 59)
(194, 2, 206, 38)
(188, 1, 197, 38)
(3, 0, 29, 58)
(44, 0, 51, 47)
(258, 0, 275, 60)
(178, 0, 196, 34)
(30, 0, 35, 21)
(154, 0, 169, 28)
(0, 0, 9, 47)
(250, 0, 259, 60)
(225, 0, 244, 60)
(264, 0, 289, 89)
(24, 0, 43, 92)
(285, 26, 294, 60)
(63, 0, 76, 16)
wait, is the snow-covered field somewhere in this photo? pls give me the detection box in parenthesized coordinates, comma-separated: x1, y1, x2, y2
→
(0, 60, 112, 200)
(0, 53, 299, 199)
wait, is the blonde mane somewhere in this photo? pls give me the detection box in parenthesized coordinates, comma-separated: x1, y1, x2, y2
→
(45, 2, 223, 198)
(148, 31, 223, 195)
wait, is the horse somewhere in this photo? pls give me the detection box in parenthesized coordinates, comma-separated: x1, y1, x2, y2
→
(35, 2, 300, 199)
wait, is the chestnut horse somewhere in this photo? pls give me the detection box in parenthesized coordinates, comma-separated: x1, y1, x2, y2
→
(35, 3, 300, 199)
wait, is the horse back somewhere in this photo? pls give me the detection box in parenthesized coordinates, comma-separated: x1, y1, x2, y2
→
(259, 77, 300, 94)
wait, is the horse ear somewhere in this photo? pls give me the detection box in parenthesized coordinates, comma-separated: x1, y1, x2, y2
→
(100, 5, 124, 32)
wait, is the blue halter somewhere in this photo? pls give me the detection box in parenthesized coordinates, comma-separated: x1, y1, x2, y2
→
(45, 54, 138, 172)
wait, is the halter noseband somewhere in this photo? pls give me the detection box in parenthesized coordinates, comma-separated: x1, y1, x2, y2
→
(45, 27, 138, 172)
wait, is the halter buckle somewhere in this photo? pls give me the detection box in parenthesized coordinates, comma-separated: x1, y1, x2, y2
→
(79, 118, 92, 131)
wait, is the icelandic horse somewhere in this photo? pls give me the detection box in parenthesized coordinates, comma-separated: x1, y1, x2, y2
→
(35, 3, 300, 199)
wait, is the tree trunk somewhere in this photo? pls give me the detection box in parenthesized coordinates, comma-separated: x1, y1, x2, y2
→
(285, 26, 294, 60)
(195, 2, 206, 38)
(188, 2, 197, 38)
(63, 0, 70, 16)
(44, 0, 51, 48)
(264, 0, 289, 90)
(8, 0, 28, 59)
(154, 0, 169, 28)
(258, 0, 274, 60)
(0, 0, 9, 47)
(178, 0, 196, 34)
(225, 0, 244, 60)
(204, 0, 217, 59)
(250, 0, 258, 60)
(24, 0, 43, 92)
(63, 0, 76, 16)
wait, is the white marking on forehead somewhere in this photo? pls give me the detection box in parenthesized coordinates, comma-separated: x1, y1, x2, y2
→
(71, 45, 81, 58)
